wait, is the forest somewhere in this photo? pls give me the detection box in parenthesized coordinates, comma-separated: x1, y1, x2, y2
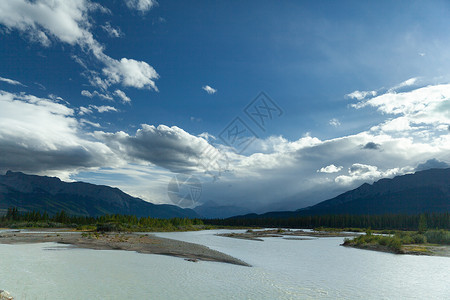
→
(203, 212, 450, 230)
(1, 207, 449, 232)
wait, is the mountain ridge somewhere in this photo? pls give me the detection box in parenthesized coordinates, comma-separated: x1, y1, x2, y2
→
(0, 171, 199, 219)
(230, 168, 450, 219)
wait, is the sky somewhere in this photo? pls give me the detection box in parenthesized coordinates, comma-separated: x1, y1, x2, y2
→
(0, 0, 449, 213)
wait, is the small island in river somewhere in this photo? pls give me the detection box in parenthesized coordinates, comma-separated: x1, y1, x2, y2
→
(0, 230, 250, 267)
(216, 228, 355, 241)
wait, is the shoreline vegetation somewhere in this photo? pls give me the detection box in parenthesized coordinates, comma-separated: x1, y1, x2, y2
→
(341, 228, 450, 257)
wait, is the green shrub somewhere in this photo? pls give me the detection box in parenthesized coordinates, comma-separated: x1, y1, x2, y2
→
(425, 230, 450, 245)
(411, 233, 427, 244)
(387, 237, 402, 253)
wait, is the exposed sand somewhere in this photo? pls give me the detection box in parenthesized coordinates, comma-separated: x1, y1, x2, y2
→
(217, 229, 356, 241)
(0, 231, 250, 267)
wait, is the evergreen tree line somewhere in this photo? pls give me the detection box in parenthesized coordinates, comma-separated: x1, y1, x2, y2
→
(203, 212, 450, 230)
(0, 207, 204, 230)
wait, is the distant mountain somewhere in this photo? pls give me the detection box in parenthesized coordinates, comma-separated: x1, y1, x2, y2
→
(194, 201, 252, 219)
(0, 171, 199, 218)
(232, 168, 450, 219)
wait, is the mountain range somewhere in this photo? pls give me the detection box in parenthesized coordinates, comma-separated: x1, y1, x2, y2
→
(0, 171, 198, 218)
(232, 168, 450, 219)
(1, 168, 449, 219)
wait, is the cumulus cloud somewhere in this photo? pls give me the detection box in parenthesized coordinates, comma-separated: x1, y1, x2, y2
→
(335, 163, 405, 185)
(354, 84, 450, 133)
(1, 78, 449, 211)
(0, 0, 159, 92)
(103, 58, 159, 90)
(93, 125, 213, 173)
(0, 76, 25, 86)
(125, 0, 158, 13)
(318, 164, 343, 173)
(0, 90, 118, 175)
(202, 85, 217, 94)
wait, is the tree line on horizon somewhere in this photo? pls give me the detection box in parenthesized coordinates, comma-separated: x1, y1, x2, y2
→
(203, 212, 450, 230)
(1, 207, 449, 231)
(0, 207, 204, 231)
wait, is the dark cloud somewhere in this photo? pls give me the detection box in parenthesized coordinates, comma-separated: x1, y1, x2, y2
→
(416, 159, 450, 172)
(94, 124, 211, 173)
(362, 142, 381, 150)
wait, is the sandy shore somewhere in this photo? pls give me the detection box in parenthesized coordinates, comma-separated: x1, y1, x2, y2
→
(217, 229, 356, 241)
(0, 231, 250, 267)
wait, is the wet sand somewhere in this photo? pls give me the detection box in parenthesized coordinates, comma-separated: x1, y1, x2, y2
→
(0, 231, 250, 267)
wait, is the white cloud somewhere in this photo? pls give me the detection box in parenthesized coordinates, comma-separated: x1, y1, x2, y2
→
(318, 164, 343, 173)
(354, 83, 450, 129)
(81, 90, 113, 101)
(78, 106, 93, 115)
(346, 90, 377, 100)
(329, 118, 341, 127)
(93, 105, 117, 113)
(1, 80, 449, 211)
(101, 22, 122, 38)
(80, 118, 101, 128)
(388, 77, 418, 92)
(79, 105, 117, 115)
(0, 0, 159, 92)
(0, 76, 24, 86)
(81, 90, 93, 98)
(103, 58, 159, 90)
(114, 89, 131, 103)
(335, 163, 406, 185)
(202, 85, 217, 94)
(0, 90, 118, 175)
(125, 0, 158, 13)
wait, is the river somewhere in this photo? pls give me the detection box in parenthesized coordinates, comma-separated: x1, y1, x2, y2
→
(0, 229, 448, 299)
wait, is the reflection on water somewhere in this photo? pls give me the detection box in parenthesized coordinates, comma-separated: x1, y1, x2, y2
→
(0, 230, 449, 299)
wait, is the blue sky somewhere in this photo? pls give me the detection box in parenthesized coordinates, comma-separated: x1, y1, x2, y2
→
(1, 0, 449, 212)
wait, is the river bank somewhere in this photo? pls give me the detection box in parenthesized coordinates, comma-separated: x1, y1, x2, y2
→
(0, 230, 250, 266)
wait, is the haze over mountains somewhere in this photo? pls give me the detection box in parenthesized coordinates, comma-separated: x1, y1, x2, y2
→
(0, 171, 198, 219)
(0, 168, 449, 219)
(232, 168, 450, 219)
